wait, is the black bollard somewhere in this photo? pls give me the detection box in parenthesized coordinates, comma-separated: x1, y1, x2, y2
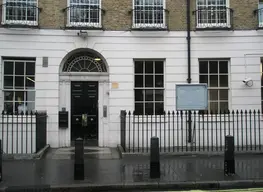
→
(150, 137, 160, 179)
(74, 138, 84, 180)
(0, 140, 2, 182)
(224, 135, 235, 176)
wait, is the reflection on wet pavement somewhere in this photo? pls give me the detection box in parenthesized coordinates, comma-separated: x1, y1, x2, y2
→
(2, 152, 263, 190)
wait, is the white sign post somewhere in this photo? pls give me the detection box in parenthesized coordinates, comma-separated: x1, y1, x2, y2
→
(176, 84, 208, 111)
(175, 84, 208, 143)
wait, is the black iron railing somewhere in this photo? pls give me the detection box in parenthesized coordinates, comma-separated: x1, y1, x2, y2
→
(193, 7, 233, 30)
(120, 110, 263, 153)
(0, 111, 47, 154)
(0, 3, 41, 27)
(254, 8, 263, 29)
(130, 8, 169, 30)
(63, 5, 104, 30)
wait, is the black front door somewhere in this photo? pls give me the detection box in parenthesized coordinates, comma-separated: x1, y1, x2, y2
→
(71, 81, 99, 146)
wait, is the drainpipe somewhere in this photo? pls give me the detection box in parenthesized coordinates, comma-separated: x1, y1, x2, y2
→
(187, 0, 191, 84)
(186, 0, 192, 143)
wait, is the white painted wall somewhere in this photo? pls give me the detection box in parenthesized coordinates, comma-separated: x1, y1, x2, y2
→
(0, 29, 262, 148)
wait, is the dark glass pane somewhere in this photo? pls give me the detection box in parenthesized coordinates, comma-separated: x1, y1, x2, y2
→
(219, 89, 228, 100)
(135, 89, 144, 101)
(15, 76, 24, 89)
(155, 102, 164, 115)
(4, 91, 13, 101)
(155, 90, 164, 101)
(4, 76, 13, 89)
(15, 91, 24, 101)
(209, 75, 218, 87)
(199, 75, 208, 84)
(135, 75, 143, 87)
(210, 102, 218, 113)
(26, 91, 35, 102)
(145, 89, 153, 101)
(220, 75, 228, 87)
(15, 62, 24, 75)
(4, 102, 13, 114)
(220, 102, 228, 112)
(209, 89, 218, 101)
(262, 87, 263, 100)
(219, 61, 228, 73)
(26, 76, 35, 88)
(26, 62, 35, 75)
(4, 61, 13, 75)
(145, 61, 153, 73)
(135, 61, 143, 73)
(145, 75, 154, 87)
(135, 103, 143, 115)
(155, 61, 163, 74)
(145, 103, 154, 115)
(199, 61, 208, 73)
(26, 102, 35, 112)
(209, 61, 218, 73)
(155, 75, 163, 87)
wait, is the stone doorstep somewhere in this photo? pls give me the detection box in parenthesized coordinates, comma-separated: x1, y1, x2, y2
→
(2, 144, 50, 160)
(117, 145, 263, 158)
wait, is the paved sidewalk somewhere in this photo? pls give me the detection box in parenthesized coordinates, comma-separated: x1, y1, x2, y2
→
(1, 151, 263, 191)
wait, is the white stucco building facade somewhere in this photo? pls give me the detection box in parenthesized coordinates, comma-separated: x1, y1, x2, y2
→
(0, 28, 262, 148)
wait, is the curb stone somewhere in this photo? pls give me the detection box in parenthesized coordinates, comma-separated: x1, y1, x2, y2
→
(2, 144, 50, 161)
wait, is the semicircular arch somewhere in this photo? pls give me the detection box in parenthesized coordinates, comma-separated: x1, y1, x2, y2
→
(59, 48, 108, 74)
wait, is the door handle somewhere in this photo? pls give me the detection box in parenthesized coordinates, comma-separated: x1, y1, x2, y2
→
(82, 114, 88, 127)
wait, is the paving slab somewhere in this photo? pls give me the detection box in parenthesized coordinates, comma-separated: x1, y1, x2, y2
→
(1, 154, 263, 191)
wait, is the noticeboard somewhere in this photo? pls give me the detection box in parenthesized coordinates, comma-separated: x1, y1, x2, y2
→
(176, 84, 208, 111)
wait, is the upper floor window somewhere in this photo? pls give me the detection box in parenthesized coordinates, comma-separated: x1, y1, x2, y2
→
(133, 0, 167, 29)
(256, 0, 263, 28)
(195, 0, 232, 29)
(3, 58, 35, 114)
(66, 0, 101, 28)
(199, 59, 229, 113)
(1, 0, 39, 26)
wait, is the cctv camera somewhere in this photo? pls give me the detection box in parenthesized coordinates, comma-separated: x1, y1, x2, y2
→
(243, 77, 252, 83)
(242, 77, 253, 87)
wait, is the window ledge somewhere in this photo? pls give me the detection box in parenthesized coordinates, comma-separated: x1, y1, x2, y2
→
(1, 21, 39, 28)
(196, 24, 232, 31)
(65, 23, 102, 30)
(132, 24, 168, 31)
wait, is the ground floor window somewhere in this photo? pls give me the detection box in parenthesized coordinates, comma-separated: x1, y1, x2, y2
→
(199, 59, 229, 113)
(3, 58, 35, 114)
(134, 60, 164, 115)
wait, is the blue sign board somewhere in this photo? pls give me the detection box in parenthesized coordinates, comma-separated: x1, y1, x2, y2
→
(176, 84, 208, 110)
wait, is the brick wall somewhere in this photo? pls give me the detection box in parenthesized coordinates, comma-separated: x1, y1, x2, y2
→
(0, 0, 260, 31)
(39, 0, 66, 29)
(230, 0, 258, 30)
(102, 0, 132, 30)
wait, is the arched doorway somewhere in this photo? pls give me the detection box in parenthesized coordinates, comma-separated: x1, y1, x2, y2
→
(59, 49, 109, 147)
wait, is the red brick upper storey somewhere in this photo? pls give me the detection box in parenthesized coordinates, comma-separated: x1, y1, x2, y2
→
(0, 0, 260, 31)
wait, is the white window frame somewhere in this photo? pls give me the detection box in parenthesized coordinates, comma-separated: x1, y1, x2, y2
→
(132, 0, 166, 29)
(134, 60, 165, 115)
(199, 59, 230, 113)
(196, 0, 230, 28)
(258, 0, 263, 28)
(67, 0, 102, 28)
(2, 0, 38, 26)
(2, 59, 36, 114)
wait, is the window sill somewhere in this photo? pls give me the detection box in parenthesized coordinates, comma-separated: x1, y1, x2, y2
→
(66, 23, 102, 30)
(132, 24, 168, 31)
(1, 20, 38, 27)
(195, 24, 232, 31)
